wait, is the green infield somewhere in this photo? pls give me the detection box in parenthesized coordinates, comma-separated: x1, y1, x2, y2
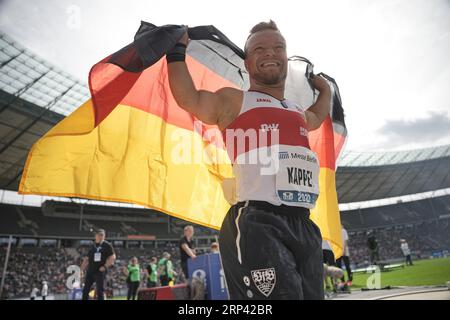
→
(350, 257, 450, 289)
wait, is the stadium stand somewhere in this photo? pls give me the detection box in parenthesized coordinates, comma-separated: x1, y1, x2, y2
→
(336, 146, 450, 203)
(0, 246, 184, 300)
(0, 202, 193, 239)
(341, 194, 450, 230)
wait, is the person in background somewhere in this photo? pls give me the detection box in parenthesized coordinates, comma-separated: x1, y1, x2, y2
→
(179, 225, 196, 281)
(30, 286, 39, 300)
(400, 239, 413, 266)
(158, 252, 176, 286)
(124, 256, 141, 300)
(367, 231, 379, 265)
(210, 242, 220, 254)
(41, 280, 48, 300)
(336, 226, 353, 286)
(146, 257, 158, 288)
(81, 229, 116, 300)
(322, 240, 337, 292)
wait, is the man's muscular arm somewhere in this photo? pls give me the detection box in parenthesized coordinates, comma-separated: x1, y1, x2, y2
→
(305, 75, 332, 131)
(167, 32, 238, 127)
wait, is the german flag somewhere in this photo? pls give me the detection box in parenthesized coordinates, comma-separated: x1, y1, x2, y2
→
(308, 73, 347, 258)
(19, 22, 346, 256)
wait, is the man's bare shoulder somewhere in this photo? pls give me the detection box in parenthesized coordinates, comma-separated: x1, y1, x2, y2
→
(216, 87, 243, 103)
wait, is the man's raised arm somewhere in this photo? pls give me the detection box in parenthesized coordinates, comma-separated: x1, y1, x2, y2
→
(304, 75, 332, 131)
(167, 31, 239, 127)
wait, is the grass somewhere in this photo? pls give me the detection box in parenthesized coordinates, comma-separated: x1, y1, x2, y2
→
(350, 257, 450, 289)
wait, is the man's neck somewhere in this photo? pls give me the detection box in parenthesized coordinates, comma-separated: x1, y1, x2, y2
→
(249, 82, 285, 101)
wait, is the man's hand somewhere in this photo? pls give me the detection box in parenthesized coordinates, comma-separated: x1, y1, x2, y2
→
(99, 266, 106, 272)
(179, 30, 189, 46)
(311, 74, 330, 93)
(80, 257, 88, 272)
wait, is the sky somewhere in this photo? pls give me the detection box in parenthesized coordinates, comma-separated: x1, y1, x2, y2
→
(0, 0, 449, 152)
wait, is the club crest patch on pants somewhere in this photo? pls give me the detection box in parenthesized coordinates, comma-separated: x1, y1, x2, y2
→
(251, 268, 276, 297)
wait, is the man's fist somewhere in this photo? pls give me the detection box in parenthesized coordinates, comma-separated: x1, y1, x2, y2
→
(311, 75, 330, 93)
(179, 30, 189, 46)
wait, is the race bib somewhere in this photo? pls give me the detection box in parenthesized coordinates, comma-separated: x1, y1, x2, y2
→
(275, 146, 319, 207)
(94, 252, 101, 262)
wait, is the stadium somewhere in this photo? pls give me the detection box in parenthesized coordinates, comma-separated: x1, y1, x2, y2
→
(1, 24, 450, 302)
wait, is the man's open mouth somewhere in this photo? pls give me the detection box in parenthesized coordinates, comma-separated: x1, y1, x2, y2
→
(260, 61, 281, 68)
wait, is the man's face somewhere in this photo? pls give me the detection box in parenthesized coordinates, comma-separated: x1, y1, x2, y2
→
(184, 228, 193, 238)
(95, 233, 105, 243)
(245, 30, 288, 86)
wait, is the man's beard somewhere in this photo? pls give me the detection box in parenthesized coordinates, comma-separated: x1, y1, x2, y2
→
(253, 70, 287, 86)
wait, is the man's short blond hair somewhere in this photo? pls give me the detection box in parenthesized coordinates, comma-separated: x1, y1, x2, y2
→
(249, 20, 279, 35)
(244, 20, 281, 55)
(184, 225, 194, 232)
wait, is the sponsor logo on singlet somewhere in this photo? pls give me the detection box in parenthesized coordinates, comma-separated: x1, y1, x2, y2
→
(300, 127, 308, 137)
(279, 152, 289, 160)
(282, 192, 294, 201)
(260, 123, 279, 132)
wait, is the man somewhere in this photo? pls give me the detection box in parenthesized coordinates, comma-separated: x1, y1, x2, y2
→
(146, 257, 158, 288)
(210, 242, 220, 254)
(41, 280, 48, 300)
(158, 252, 175, 287)
(367, 231, 379, 265)
(179, 225, 196, 281)
(167, 20, 330, 299)
(322, 240, 336, 267)
(400, 239, 413, 266)
(336, 226, 353, 285)
(81, 229, 116, 300)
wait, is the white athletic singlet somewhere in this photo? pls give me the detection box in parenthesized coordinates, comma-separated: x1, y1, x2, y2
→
(223, 91, 320, 209)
